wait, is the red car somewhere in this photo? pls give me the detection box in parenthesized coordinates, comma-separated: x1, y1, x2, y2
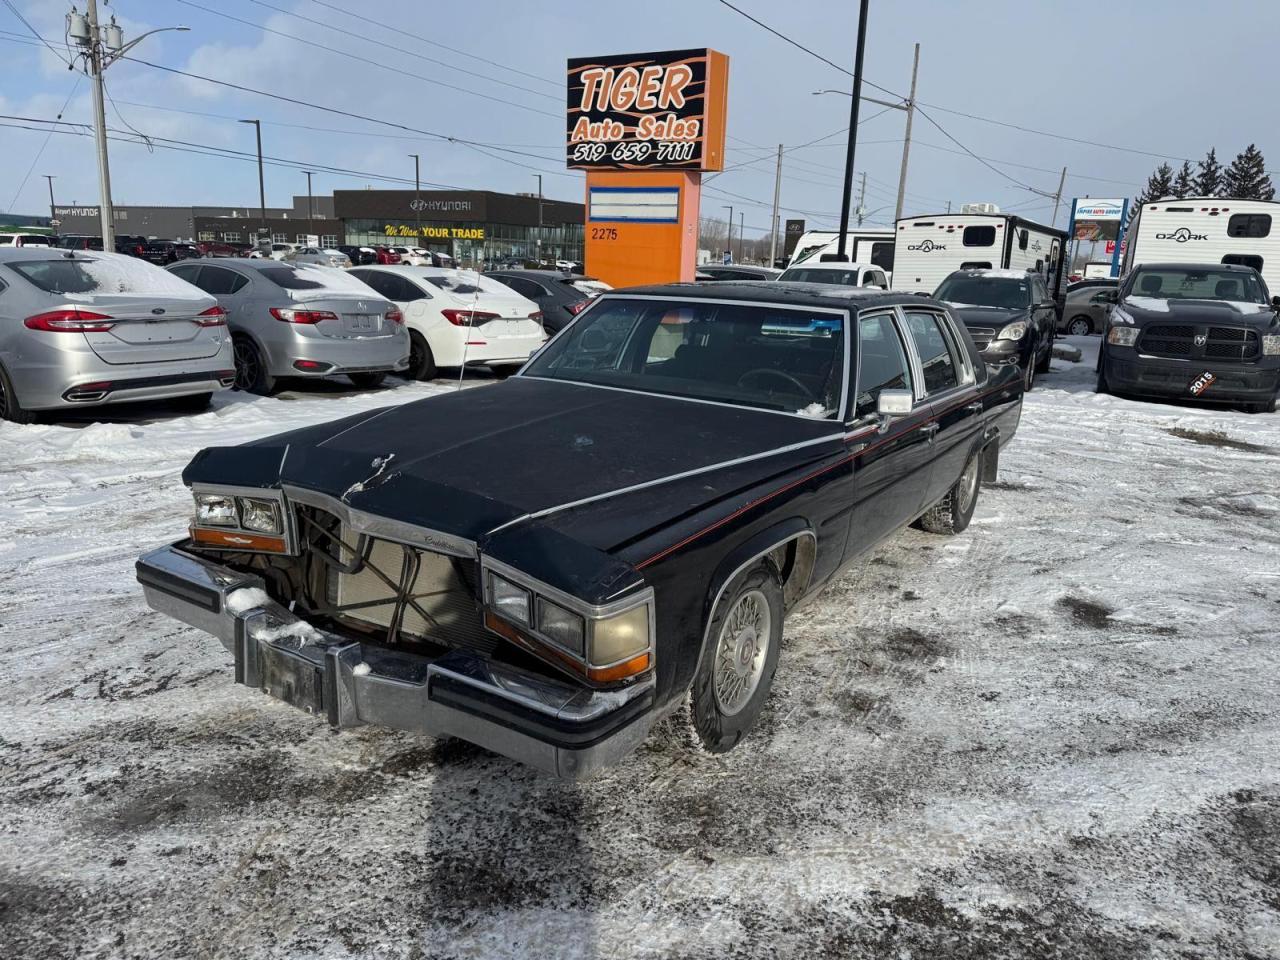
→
(197, 241, 250, 258)
(374, 246, 402, 265)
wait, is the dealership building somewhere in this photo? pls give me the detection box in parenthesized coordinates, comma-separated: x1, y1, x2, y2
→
(49, 189, 585, 264)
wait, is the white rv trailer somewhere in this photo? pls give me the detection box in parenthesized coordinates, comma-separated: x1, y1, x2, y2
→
(891, 213, 1067, 298)
(787, 228, 895, 276)
(1120, 198, 1280, 293)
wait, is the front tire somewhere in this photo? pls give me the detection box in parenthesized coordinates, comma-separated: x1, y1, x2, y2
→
(1022, 354, 1036, 392)
(687, 563, 784, 754)
(0, 363, 35, 424)
(1067, 316, 1092, 336)
(1035, 335, 1052, 374)
(348, 372, 387, 389)
(1247, 394, 1278, 414)
(919, 448, 982, 535)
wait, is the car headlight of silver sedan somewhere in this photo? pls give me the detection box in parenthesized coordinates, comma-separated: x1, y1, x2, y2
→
(483, 560, 654, 683)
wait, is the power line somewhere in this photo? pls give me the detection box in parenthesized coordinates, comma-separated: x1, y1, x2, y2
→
(0, 0, 72, 66)
(240, 0, 559, 102)
(171, 0, 561, 119)
(5, 79, 80, 213)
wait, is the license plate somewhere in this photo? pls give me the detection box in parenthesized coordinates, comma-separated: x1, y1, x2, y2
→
(1189, 371, 1216, 396)
(345, 314, 376, 331)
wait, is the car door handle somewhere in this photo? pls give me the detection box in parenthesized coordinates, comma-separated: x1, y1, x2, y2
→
(965, 401, 983, 414)
(920, 422, 940, 438)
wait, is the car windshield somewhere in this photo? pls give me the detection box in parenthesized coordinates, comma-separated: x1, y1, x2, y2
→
(523, 297, 846, 416)
(935, 275, 1029, 309)
(778, 267, 863, 285)
(1128, 267, 1267, 304)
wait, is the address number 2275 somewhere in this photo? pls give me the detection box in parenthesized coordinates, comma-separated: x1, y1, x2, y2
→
(591, 227, 618, 241)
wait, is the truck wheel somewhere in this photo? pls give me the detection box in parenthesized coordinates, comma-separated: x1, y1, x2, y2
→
(1248, 394, 1277, 414)
(233, 336, 276, 395)
(1095, 360, 1110, 395)
(919, 449, 982, 535)
(407, 331, 437, 381)
(1067, 316, 1092, 336)
(687, 563, 784, 754)
(0, 363, 35, 424)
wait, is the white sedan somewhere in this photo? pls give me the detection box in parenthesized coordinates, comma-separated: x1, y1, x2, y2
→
(348, 265, 546, 379)
(388, 246, 430, 266)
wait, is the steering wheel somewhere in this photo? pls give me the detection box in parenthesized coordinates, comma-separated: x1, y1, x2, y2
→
(737, 368, 815, 401)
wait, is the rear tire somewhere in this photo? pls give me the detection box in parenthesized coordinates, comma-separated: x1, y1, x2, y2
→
(686, 563, 784, 755)
(233, 336, 276, 396)
(918, 448, 982, 535)
(1067, 316, 1092, 336)
(348, 372, 387, 389)
(406, 332, 437, 381)
(0, 363, 35, 424)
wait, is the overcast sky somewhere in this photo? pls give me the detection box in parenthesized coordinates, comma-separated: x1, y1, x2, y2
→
(2, 0, 1277, 235)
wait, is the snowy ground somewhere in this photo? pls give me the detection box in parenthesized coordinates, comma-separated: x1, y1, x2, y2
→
(3, 340, 1280, 959)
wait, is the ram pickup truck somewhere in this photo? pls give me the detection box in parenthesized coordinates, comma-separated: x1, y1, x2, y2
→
(1097, 262, 1280, 412)
(137, 282, 1023, 778)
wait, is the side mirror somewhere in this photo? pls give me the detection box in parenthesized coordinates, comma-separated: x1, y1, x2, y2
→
(1271, 295, 1280, 310)
(876, 389, 913, 430)
(1098, 289, 1119, 304)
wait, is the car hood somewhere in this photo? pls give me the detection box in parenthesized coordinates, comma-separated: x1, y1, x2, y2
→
(185, 377, 843, 550)
(1118, 296, 1279, 328)
(944, 304, 1028, 327)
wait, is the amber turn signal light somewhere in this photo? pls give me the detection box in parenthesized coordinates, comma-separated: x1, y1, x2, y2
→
(191, 526, 287, 553)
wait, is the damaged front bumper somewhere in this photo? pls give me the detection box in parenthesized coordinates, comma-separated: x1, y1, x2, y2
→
(136, 544, 656, 779)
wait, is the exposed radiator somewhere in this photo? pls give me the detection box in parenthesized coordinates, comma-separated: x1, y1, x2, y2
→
(331, 528, 494, 653)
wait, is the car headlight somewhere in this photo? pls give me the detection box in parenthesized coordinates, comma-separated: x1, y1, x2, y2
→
(536, 598, 585, 655)
(489, 572, 531, 625)
(1108, 326, 1140, 346)
(195, 493, 236, 526)
(996, 320, 1027, 341)
(238, 497, 281, 534)
(589, 604, 650, 667)
(1263, 335, 1280, 356)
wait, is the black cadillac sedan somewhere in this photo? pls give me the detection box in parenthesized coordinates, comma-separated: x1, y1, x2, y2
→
(136, 282, 1023, 778)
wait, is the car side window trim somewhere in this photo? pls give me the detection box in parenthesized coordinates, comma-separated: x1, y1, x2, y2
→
(849, 307, 916, 424)
(894, 305, 975, 400)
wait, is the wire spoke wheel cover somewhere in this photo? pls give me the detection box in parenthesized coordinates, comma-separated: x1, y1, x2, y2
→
(957, 454, 980, 515)
(713, 588, 772, 717)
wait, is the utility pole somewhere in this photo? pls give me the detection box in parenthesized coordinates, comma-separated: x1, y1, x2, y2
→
(303, 171, 314, 237)
(738, 211, 744, 263)
(834, 0, 871, 261)
(534, 174, 543, 264)
(410, 153, 421, 240)
(1051, 166, 1068, 227)
(945, 200, 951, 214)
(68, 3, 188, 248)
(855, 171, 867, 227)
(43, 175, 57, 231)
(894, 43, 919, 223)
(769, 143, 783, 267)
(239, 119, 266, 242)
(721, 204, 733, 263)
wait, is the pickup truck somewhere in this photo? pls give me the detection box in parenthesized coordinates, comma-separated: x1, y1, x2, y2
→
(1097, 262, 1280, 413)
(136, 283, 1023, 778)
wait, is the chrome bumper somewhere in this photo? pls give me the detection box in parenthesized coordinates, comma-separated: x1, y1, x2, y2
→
(136, 544, 656, 779)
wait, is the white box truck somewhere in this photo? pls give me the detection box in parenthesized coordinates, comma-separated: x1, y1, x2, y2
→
(892, 213, 1067, 298)
(1120, 198, 1280, 292)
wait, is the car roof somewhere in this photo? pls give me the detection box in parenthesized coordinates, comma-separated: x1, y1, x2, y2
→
(0, 246, 99, 262)
(946, 268, 1032, 280)
(1130, 261, 1261, 273)
(490, 269, 592, 281)
(614, 280, 935, 311)
(780, 261, 875, 271)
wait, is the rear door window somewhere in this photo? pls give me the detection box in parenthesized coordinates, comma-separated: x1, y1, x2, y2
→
(902, 310, 961, 395)
(197, 266, 249, 295)
(855, 312, 913, 418)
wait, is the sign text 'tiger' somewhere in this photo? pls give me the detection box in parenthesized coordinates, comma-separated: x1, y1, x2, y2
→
(566, 49, 728, 171)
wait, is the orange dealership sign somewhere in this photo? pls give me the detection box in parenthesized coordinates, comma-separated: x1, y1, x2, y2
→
(566, 48, 728, 171)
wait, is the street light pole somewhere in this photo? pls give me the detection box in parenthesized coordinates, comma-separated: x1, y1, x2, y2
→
(721, 204, 733, 263)
(240, 119, 266, 242)
(738, 211, 744, 263)
(43, 175, 57, 231)
(893, 43, 919, 223)
(769, 143, 783, 267)
(303, 171, 314, 237)
(534, 174, 543, 264)
(410, 153, 421, 240)
(834, 0, 871, 262)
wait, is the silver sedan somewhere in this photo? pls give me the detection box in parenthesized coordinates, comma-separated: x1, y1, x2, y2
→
(1058, 280, 1117, 336)
(285, 247, 352, 269)
(0, 248, 234, 423)
(167, 259, 409, 394)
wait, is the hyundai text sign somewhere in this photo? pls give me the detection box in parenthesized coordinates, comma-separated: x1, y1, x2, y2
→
(566, 49, 728, 171)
